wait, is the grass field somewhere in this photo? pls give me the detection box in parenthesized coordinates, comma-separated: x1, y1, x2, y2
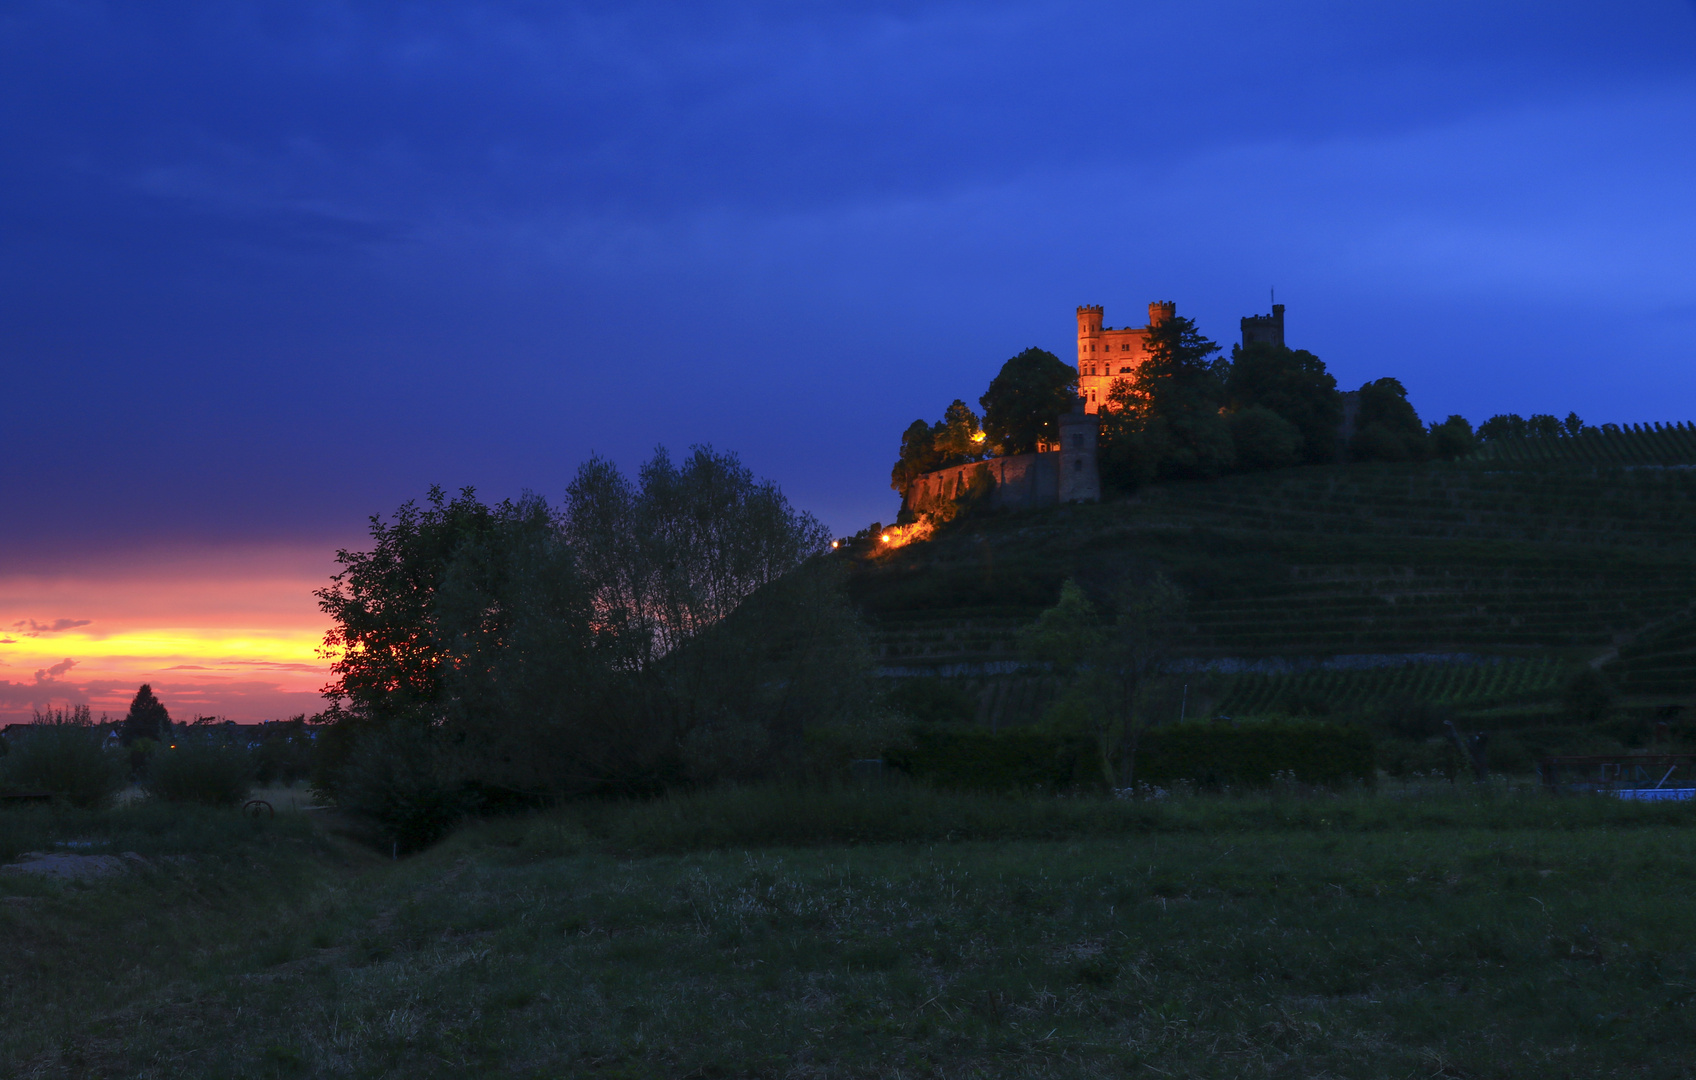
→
(6, 786, 1696, 1078)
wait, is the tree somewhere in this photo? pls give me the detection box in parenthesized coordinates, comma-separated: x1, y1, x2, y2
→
(318, 447, 856, 835)
(979, 347, 1078, 456)
(562, 445, 833, 669)
(1226, 342, 1342, 464)
(1429, 414, 1476, 460)
(890, 419, 942, 494)
(121, 684, 171, 746)
(889, 400, 988, 523)
(1020, 574, 1186, 787)
(1099, 315, 1233, 486)
(1562, 667, 1615, 725)
(1349, 377, 1427, 462)
(1477, 411, 1591, 442)
(316, 486, 506, 729)
(933, 399, 985, 466)
(1099, 574, 1186, 786)
(1227, 406, 1303, 471)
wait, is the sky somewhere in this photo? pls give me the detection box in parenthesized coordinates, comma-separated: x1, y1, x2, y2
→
(4, 0, 1696, 722)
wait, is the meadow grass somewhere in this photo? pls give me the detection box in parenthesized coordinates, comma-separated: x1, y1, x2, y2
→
(5, 786, 1696, 1077)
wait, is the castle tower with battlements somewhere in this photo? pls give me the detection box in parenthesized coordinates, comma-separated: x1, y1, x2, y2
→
(1240, 304, 1285, 349)
(1075, 301, 1174, 414)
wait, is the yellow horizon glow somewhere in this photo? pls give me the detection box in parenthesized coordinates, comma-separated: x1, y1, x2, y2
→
(0, 542, 341, 722)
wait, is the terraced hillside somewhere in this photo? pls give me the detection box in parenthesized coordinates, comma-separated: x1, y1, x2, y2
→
(850, 457, 1696, 727)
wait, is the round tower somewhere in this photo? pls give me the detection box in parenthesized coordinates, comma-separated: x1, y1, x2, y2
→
(1147, 301, 1176, 327)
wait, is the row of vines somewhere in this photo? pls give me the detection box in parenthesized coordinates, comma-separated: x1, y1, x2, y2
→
(1216, 657, 1568, 717)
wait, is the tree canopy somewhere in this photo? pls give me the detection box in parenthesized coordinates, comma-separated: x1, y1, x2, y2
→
(1477, 412, 1590, 441)
(315, 448, 862, 832)
(890, 400, 987, 495)
(978, 347, 1078, 456)
(1098, 315, 1232, 485)
(1226, 342, 1342, 464)
(1349, 377, 1428, 462)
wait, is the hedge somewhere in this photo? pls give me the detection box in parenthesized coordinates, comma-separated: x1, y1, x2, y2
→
(885, 728, 1106, 793)
(1136, 719, 1374, 788)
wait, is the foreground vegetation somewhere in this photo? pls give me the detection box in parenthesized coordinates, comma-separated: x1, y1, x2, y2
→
(6, 785, 1696, 1078)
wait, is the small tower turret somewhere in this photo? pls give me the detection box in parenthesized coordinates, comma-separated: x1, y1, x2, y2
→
(1148, 301, 1176, 326)
(1076, 304, 1104, 338)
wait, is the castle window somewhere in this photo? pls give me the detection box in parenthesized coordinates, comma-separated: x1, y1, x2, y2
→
(1121, 343, 1130, 351)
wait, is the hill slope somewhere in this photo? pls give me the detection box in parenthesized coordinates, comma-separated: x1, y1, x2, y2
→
(849, 456, 1696, 730)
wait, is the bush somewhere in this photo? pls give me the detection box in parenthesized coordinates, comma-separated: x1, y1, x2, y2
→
(0, 710, 127, 808)
(884, 727, 1106, 793)
(145, 740, 255, 806)
(329, 722, 478, 853)
(885, 678, 978, 725)
(1136, 719, 1375, 788)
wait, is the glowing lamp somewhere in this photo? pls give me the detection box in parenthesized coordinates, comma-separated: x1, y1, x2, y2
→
(971, 431, 986, 443)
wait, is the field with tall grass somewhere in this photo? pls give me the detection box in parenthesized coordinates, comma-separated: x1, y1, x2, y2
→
(5, 784, 1696, 1078)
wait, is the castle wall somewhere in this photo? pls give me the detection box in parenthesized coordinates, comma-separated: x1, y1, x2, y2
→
(908, 413, 1099, 516)
(907, 454, 1060, 515)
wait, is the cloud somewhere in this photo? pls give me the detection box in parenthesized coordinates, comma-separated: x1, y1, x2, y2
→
(0, 637, 16, 644)
(215, 660, 325, 673)
(10, 618, 92, 637)
(33, 658, 78, 683)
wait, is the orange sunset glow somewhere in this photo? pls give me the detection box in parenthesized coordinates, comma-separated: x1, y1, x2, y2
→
(0, 544, 341, 724)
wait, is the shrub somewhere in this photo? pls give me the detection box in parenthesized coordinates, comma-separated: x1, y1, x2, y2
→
(0, 709, 127, 808)
(145, 740, 255, 806)
(329, 722, 478, 853)
(885, 678, 978, 725)
(884, 727, 1106, 793)
(1136, 719, 1375, 788)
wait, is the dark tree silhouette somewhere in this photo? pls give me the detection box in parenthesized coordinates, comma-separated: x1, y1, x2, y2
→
(979, 347, 1078, 456)
(1226, 342, 1342, 464)
(121, 683, 171, 746)
(1349, 377, 1428, 462)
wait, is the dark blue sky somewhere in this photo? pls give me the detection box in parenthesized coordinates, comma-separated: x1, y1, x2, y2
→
(6, 1, 1696, 551)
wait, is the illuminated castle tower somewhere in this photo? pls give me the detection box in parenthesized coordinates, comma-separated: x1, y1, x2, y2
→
(1074, 301, 1174, 414)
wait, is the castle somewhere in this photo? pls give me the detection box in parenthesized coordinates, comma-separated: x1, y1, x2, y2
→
(1075, 300, 1285, 413)
(902, 300, 1288, 519)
